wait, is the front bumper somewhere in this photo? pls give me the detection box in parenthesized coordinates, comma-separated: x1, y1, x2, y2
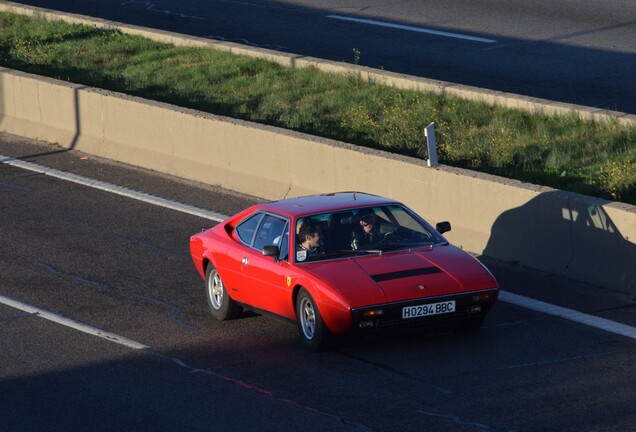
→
(350, 289, 498, 333)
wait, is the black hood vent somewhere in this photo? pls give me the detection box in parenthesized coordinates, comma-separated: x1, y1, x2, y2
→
(370, 267, 442, 282)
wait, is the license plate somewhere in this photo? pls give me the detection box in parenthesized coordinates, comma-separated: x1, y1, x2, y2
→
(402, 300, 456, 319)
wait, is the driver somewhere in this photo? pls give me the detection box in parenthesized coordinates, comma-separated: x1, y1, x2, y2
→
(351, 210, 382, 250)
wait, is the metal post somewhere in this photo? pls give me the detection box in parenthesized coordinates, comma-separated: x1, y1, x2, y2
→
(425, 122, 438, 167)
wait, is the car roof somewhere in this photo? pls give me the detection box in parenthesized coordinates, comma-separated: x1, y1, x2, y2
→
(258, 192, 400, 217)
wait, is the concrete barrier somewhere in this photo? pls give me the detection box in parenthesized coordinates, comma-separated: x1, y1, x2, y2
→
(1, 67, 635, 295)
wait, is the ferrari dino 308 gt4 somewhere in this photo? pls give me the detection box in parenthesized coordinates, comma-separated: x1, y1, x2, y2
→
(190, 192, 498, 350)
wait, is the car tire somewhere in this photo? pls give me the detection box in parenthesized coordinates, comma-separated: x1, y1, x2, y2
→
(205, 264, 241, 321)
(296, 288, 330, 351)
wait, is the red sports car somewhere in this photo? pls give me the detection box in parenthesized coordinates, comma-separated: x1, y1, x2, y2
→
(190, 192, 498, 350)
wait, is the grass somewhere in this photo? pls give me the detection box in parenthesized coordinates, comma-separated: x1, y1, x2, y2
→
(1, 12, 635, 205)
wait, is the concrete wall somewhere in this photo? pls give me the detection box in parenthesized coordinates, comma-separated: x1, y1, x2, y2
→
(1, 68, 635, 295)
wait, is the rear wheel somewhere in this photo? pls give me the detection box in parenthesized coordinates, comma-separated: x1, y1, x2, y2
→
(296, 288, 330, 351)
(205, 264, 241, 320)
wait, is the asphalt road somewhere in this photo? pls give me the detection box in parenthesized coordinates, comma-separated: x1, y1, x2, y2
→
(2, 133, 636, 431)
(7, 0, 636, 114)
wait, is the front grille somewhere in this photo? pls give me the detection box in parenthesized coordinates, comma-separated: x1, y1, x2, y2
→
(351, 289, 497, 333)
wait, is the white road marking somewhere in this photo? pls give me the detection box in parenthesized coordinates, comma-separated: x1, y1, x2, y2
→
(326, 15, 496, 44)
(497, 349, 626, 371)
(0, 293, 149, 350)
(0, 154, 227, 222)
(3, 153, 636, 343)
(500, 291, 636, 340)
(0, 295, 374, 430)
(417, 410, 490, 431)
(120, 0, 207, 20)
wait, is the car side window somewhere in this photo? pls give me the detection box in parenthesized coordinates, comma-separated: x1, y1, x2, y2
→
(253, 214, 287, 251)
(236, 213, 263, 245)
(277, 228, 290, 261)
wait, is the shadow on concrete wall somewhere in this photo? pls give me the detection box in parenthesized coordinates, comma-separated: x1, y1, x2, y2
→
(0, 71, 84, 159)
(67, 85, 82, 151)
(483, 191, 636, 295)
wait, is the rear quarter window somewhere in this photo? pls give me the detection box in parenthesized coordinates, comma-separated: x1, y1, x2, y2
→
(236, 213, 263, 245)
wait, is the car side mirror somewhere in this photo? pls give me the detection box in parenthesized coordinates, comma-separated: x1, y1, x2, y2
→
(436, 221, 451, 234)
(262, 245, 280, 258)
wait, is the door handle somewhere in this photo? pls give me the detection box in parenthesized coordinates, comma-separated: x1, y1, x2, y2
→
(242, 257, 249, 266)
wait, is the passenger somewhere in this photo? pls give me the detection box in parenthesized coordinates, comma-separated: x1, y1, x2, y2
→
(296, 222, 325, 261)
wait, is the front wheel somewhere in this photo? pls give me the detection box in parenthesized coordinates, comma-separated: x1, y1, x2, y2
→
(205, 264, 241, 320)
(296, 288, 331, 351)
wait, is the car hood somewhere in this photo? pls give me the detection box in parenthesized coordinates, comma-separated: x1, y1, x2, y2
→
(304, 245, 497, 307)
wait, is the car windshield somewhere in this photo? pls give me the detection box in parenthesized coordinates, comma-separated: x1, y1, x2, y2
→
(293, 204, 446, 263)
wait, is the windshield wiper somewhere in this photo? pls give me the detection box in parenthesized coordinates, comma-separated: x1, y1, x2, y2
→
(375, 241, 436, 252)
(360, 249, 384, 254)
(338, 249, 383, 255)
(348, 245, 400, 255)
(406, 241, 435, 248)
(329, 241, 438, 258)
